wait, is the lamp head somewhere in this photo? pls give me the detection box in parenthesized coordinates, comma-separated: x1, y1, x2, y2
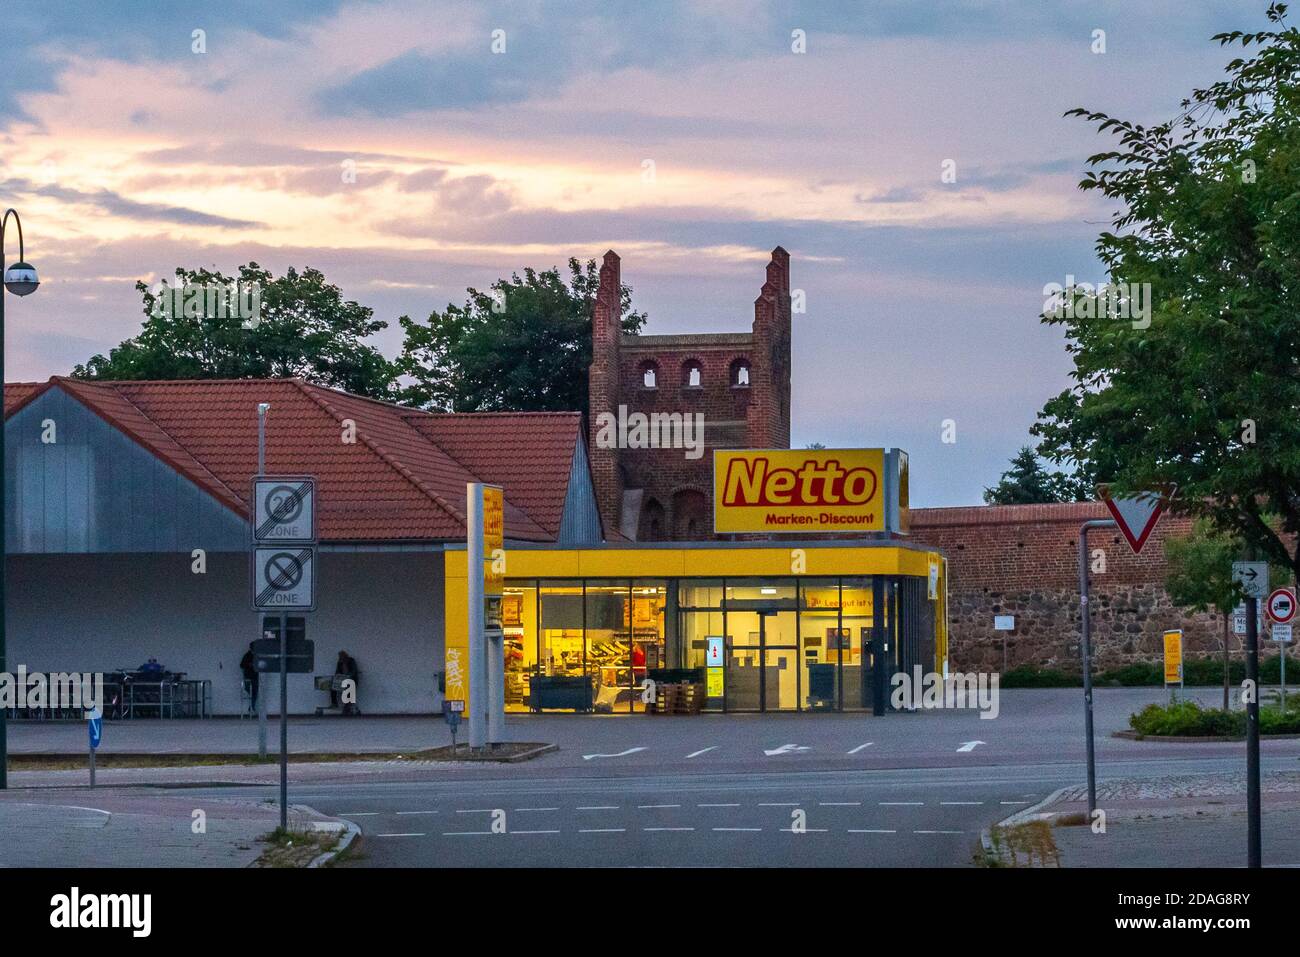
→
(3, 261, 39, 296)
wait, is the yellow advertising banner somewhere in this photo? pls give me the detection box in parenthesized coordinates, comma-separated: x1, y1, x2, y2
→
(706, 667, 724, 697)
(483, 485, 504, 596)
(713, 449, 885, 534)
(1163, 629, 1183, 685)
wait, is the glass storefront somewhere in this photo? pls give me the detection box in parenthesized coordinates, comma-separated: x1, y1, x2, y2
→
(506, 575, 888, 713)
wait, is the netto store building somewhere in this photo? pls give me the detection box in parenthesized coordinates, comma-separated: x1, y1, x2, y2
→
(445, 455, 949, 715)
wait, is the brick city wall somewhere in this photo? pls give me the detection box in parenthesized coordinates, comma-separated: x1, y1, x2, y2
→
(910, 502, 1233, 673)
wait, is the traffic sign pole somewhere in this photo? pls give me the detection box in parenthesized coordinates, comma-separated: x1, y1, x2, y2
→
(467, 485, 486, 751)
(1077, 518, 1116, 817)
(257, 405, 269, 760)
(1246, 593, 1261, 868)
(279, 610, 288, 831)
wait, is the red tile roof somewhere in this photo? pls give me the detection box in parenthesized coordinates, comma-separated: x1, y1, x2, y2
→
(5, 377, 578, 543)
(403, 411, 585, 538)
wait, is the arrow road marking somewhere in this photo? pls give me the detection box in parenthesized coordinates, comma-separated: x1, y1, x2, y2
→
(956, 740, 985, 753)
(763, 743, 811, 756)
(847, 742, 874, 754)
(582, 747, 647, 761)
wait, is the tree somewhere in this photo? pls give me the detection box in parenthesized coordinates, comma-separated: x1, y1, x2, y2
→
(1032, 3, 1300, 578)
(395, 258, 646, 413)
(1165, 521, 1249, 709)
(74, 263, 394, 398)
(983, 446, 1091, 504)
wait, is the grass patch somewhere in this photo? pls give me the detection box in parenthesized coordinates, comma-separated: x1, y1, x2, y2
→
(254, 825, 341, 868)
(1128, 698, 1300, 736)
(978, 821, 1061, 867)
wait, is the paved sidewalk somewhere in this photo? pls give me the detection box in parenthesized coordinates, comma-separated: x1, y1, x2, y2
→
(0, 788, 343, 868)
(1014, 771, 1300, 867)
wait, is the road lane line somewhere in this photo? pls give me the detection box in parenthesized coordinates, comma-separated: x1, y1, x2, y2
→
(758, 802, 800, 807)
(880, 802, 924, 806)
(395, 810, 439, 815)
(644, 827, 694, 832)
(819, 802, 860, 807)
(780, 827, 828, 833)
(848, 829, 897, 834)
(375, 832, 424, 838)
(576, 805, 619, 811)
(847, 743, 874, 754)
(698, 803, 740, 808)
(456, 809, 496, 814)
(579, 828, 626, 833)
(339, 812, 379, 816)
(686, 747, 718, 758)
(637, 804, 681, 809)
(915, 830, 964, 834)
(940, 801, 983, 806)
(513, 830, 561, 835)
(443, 831, 491, 836)
(1000, 801, 1032, 805)
(516, 807, 558, 812)
(582, 747, 647, 760)
(713, 827, 761, 832)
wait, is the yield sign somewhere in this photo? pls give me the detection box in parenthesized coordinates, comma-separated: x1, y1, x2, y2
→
(1098, 486, 1173, 555)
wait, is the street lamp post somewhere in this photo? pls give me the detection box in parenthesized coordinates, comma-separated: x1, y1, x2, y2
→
(0, 208, 41, 790)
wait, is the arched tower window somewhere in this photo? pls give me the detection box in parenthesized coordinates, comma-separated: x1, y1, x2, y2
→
(730, 358, 751, 388)
(682, 360, 702, 388)
(639, 360, 659, 389)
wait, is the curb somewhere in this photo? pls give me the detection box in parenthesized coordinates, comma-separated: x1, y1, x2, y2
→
(1113, 730, 1300, 742)
(979, 783, 1078, 860)
(309, 816, 360, 869)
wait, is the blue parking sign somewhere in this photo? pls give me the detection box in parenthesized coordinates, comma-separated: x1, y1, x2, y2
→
(88, 709, 102, 750)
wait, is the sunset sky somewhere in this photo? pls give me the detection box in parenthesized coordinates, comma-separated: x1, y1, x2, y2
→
(0, 1, 1267, 505)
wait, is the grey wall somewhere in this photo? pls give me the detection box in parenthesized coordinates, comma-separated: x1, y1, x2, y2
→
(5, 388, 247, 554)
(5, 551, 444, 715)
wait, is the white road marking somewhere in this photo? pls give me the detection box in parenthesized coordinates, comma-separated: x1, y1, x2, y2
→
(513, 830, 560, 835)
(516, 807, 558, 812)
(637, 804, 680, 809)
(442, 831, 491, 836)
(956, 741, 985, 753)
(698, 803, 740, 808)
(375, 832, 424, 838)
(764, 743, 811, 756)
(758, 802, 800, 807)
(915, 829, 964, 835)
(339, 812, 379, 816)
(644, 827, 695, 832)
(582, 747, 647, 760)
(686, 747, 718, 758)
(713, 827, 761, 832)
(819, 802, 860, 807)
(940, 801, 983, 806)
(848, 829, 897, 834)
(396, 810, 439, 815)
(456, 808, 496, 814)
(847, 743, 874, 754)
(1000, 801, 1032, 806)
(579, 828, 626, 834)
(880, 801, 924, 806)
(780, 827, 828, 833)
(576, 805, 619, 811)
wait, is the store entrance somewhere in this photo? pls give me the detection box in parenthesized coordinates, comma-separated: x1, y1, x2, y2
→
(726, 607, 797, 711)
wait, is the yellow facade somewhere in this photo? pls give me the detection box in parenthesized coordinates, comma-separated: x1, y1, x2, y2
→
(444, 543, 947, 710)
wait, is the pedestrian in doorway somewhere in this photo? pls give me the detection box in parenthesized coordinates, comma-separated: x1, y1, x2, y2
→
(239, 642, 259, 713)
(334, 650, 360, 715)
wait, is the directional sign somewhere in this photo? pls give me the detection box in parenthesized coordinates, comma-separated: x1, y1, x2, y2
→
(252, 476, 316, 544)
(252, 546, 316, 610)
(87, 708, 102, 750)
(1267, 588, 1296, 624)
(1233, 561, 1269, 600)
(1098, 486, 1173, 554)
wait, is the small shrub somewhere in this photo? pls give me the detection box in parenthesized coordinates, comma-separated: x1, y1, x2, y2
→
(1000, 665, 1078, 688)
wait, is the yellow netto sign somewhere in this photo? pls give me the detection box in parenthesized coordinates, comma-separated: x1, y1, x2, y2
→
(714, 449, 886, 534)
(483, 486, 504, 596)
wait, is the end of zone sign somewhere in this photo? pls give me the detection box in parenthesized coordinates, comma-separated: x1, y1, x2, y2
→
(251, 475, 317, 611)
(253, 476, 316, 543)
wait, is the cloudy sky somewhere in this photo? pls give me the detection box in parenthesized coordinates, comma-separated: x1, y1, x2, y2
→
(0, 0, 1268, 506)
